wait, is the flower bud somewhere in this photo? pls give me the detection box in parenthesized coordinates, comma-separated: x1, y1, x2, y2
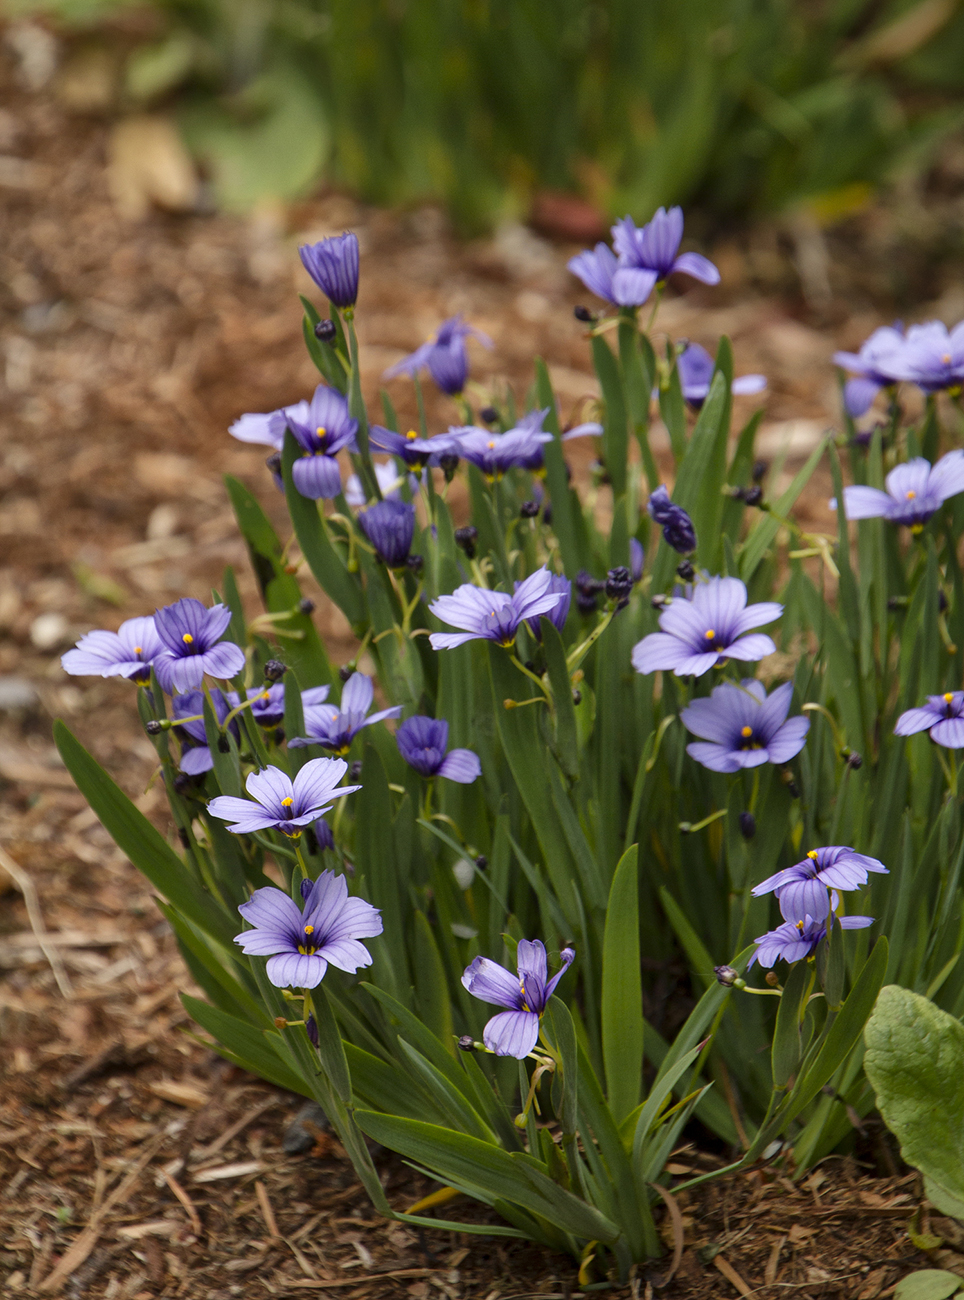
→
(264, 659, 288, 682)
(457, 1035, 476, 1052)
(314, 318, 337, 343)
(440, 453, 460, 483)
(743, 486, 764, 507)
(405, 553, 424, 573)
(301, 877, 314, 900)
(714, 965, 739, 987)
(739, 811, 756, 839)
(573, 305, 595, 323)
(305, 1012, 319, 1047)
(520, 500, 539, 519)
(605, 566, 633, 602)
(145, 720, 163, 736)
(765, 970, 780, 987)
(752, 460, 768, 483)
(349, 760, 363, 780)
(454, 525, 478, 559)
(479, 406, 499, 424)
(845, 750, 863, 770)
(572, 689, 582, 705)
(676, 560, 695, 581)
(338, 664, 354, 682)
(299, 598, 315, 615)
(474, 854, 488, 871)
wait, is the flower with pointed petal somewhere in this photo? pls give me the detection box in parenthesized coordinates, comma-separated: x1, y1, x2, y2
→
(226, 684, 330, 731)
(567, 242, 657, 307)
(152, 598, 245, 694)
(383, 316, 493, 396)
(676, 343, 766, 409)
(209, 758, 360, 837)
(289, 673, 402, 755)
(752, 845, 888, 920)
(831, 451, 964, 530)
(630, 538, 645, 583)
(282, 384, 359, 501)
(832, 324, 906, 416)
(749, 889, 873, 969)
(369, 426, 459, 468)
(895, 691, 964, 748)
(234, 870, 382, 989)
(631, 575, 781, 678)
(882, 319, 964, 393)
(396, 716, 481, 783)
(429, 567, 567, 650)
(62, 616, 163, 684)
(681, 679, 809, 773)
(611, 207, 720, 286)
(461, 940, 575, 1058)
(452, 411, 554, 478)
(516, 573, 571, 639)
(299, 232, 359, 309)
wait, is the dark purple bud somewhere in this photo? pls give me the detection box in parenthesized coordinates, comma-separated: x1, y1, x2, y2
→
(714, 965, 742, 988)
(572, 689, 582, 705)
(440, 453, 460, 482)
(299, 232, 359, 309)
(782, 770, 801, 798)
(264, 659, 288, 683)
(647, 486, 697, 554)
(739, 811, 756, 839)
(406, 553, 424, 573)
(145, 719, 163, 736)
(173, 774, 194, 797)
(743, 486, 764, 507)
(457, 1035, 476, 1052)
(939, 589, 949, 614)
(845, 750, 863, 770)
(576, 570, 604, 595)
(349, 760, 363, 781)
(676, 560, 695, 581)
(752, 460, 768, 483)
(314, 318, 337, 343)
(520, 500, 539, 519)
(299, 598, 315, 616)
(479, 406, 499, 424)
(305, 1013, 319, 1047)
(605, 566, 633, 601)
(454, 525, 477, 558)
(338, 664, 354, 682)
(474, 855, 487, 871)
(576, 591, 598, 614)
(300, 877, 314, 900)
(265, 451, 282, 477)
(573, 305, 595, 323)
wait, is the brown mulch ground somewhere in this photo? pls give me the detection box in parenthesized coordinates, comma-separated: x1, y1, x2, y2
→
(4, 15, 964, 1298)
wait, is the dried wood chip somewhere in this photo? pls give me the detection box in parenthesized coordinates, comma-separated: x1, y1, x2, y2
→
(192, 1161, 263, 1183)
(285, 1270, 435, 1289)
(115, 1221, 177, 1241)
(160, 1169, 201, 1237)
(765, 1234, 786, 1285)
(713, 1253, 754, 1297)
(147, 1079, 210, 1109)
(256, 1180, 281, 1242)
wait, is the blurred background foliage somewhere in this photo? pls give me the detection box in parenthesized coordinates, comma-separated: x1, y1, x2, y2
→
(10, 0, 964, 231)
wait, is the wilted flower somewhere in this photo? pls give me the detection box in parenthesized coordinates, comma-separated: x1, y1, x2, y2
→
(631, 576, 781, 678)
(395, 716, 481, 783)
(452, 411, 554, 478)
(172, 688, 237, 775)
(461, 940, 575, 1058)
(752, 845, 888, 920)
(383, 316, 492, 396)
(749, 889, 873, 969)
(832, 325, 906, 417)
(831, 452, 964, 529)
(884, 319, 964, 393)
(429, 567, 567, 650)
(234, 870, 382, 989)
(647, 486, 697, 553)
(358, 498, 416, 568)
(298, 232, 359, 309)
(209, 758, 360, 837)
(369, 425, 459, 468)
(152, 598, 246, 694)
(283, 385, 360, 500)
(612, 207, 720, 287)
(290, 673, 402, 755)
(62, 616, 163, 684)
(675, 343, 766, 408)
(517, 573, 571, 638)
(895, 691, 964, 748)
(681, 679, 810, 773)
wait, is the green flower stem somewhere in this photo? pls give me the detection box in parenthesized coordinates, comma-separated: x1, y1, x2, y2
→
(566, 609, 615, 674)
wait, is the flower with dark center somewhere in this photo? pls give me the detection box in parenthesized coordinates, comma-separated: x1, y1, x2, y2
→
(429, 568, 566, 650)
(880, 319, 964, 394)
(290, 673, 402, 755)
(752, 845, 888, 920)
(283, 385, 359, 500)
(611, 207, 720, 288)
(675, 342, 766, 409)
(369, 425, 459, 468)
(395, 716, 481, 783)
(358, 498, 416, 568)
(299, 232, 359, 309)
(517, 573, 571, 638)
(152, 598, 245, 694)
(461, 940, 575, 1058)
(647, 485, 697, 554)
(383, 315, 492, 396)
(234, 869, 382, 989)
(313, 318, 337, 343)
(209, 758, 360, 837)
(632, 576, 781, 678)
(831, 452, 964, 531)
(454, 525, 477, 559)
(452, 409, 554, 478)
(171, 688, 238, 775)
(832, 324, 906, 416)
(895, 691, 964, 748)
(62, 615, 163, 684)
(681, 679, 809, 773)
(749, 889, 872, 969)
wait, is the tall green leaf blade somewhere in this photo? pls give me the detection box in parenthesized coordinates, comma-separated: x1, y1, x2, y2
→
(601, 845, 642, 1123)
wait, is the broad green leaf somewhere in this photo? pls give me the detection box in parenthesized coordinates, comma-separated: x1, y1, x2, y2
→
(602, 845, 642, 1123)
(894, 1272, 964, 1300)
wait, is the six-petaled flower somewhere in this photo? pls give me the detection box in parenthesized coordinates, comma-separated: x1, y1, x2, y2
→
(831, 452, 964, 531)
(152, 598, 246, 694)
(209, 758, 361, 837)
(895, 692, 964, 748)
(283, 384, 360, 500)
(461, 940, 575, 1058)
(383, 316, 492, 396)
(749, 889, 873, 969)
(62, 616, 163, 684)
(681, 679, 810, 773)
(450, 411, 554, 479)
(290, 673, 402, 755)
(429, 567, 567, 650)
(631, 576, 780, 677)
(752, 846, 888, 921)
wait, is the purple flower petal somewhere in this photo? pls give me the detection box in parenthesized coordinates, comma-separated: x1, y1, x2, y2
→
(200, 642, 246, 682)
(436, 749, 482, 783)
(239, 886, 304, 933)
(429, 631, 481, 650)
(610, 266, 658, 307)
(685, 742, 743, 773)
(837, 486, 893, 519)
(317, 937, 376, 973)
(292, 454, 342, 500)
(894, 706, 943, 736)
(178, 745, 213, 775)
(670, 251, 720, 284)
(266, 952, 328, 989)
(724, 633, 776, 662)
(631, 632, 697, 674)
(929, 716, 964, 749)
(765, 716, 810, 763)
(843, 377, 882, 417)
(516, 939, 548, 985)
(245, 767, 294, 816)
(482, 1009, 540, 1058)
(461, 956, 523, 1010)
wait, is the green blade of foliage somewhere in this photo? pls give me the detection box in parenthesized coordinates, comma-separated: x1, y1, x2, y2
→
(181, 994, 309, 1096)
(601, 845, 642, 1123)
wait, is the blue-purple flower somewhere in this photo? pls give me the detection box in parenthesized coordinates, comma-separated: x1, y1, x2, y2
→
(681, 680, 809, 773)
(429, 567, 567, 650)
(752, 846, 888, 921)
(895, 692, 964, 748)
(832, 325, 906, 417)
(884, 319, 964, 393)
(567, 242, 655, 308)
(358, 498, 416, 568)
(647, 486, 697, 553)
(453, 411, 554, 478)
(298, 232, 359, 310)
(631, 576, 781, 678)
(234, 870, 382, 989)
(676, 343, 766, 408)
(461, 940, 574, 1058)
(630, 538, 645, 583)
(517, 573, 571, 638)
(283, 385, 359, 500)
(226, 683, 330, 730)
(290, 673, 402, 755)
(209, 758, 360, 837)
(383, 316, 493, 396)
(62, 616, 163, 684)
(172, 688, 237, 775)
(612, 207, 720, 287)
(153, 598, 245, 694)
(749, 889, 873, 969)
(228, 407, 287, 450)
(396, 716, 481, 783)
(831, 452, 964, 529)
(369, 426, 460, 468)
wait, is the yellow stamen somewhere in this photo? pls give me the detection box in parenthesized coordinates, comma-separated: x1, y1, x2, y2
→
(943, 353, 952, 365)
(133, 646, 142, 654)
(182, 633, 193, 644)
(741, 725, 753, 738)
(316, 426, 327, 439)
(945, 693, 954, 703)
(705, 629, 716, 640)
(281, 796, 293, 807)
(304, 924, 314, 935)
(405, 429, 418, 441)
(261, 692, 270, 701)
(796, 920, 805, 931)
(487, 441, 496, 449)
(807, 849, 818, 860)
(906, 490, 916, 500)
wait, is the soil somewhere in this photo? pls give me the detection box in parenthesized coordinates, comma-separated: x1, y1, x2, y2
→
(4, 17, 964, 1300)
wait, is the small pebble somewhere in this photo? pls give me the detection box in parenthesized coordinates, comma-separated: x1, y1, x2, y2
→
(30, 611, 69, 650)
(282, 1101, 329, 1154)
(0, 676, 39, 711)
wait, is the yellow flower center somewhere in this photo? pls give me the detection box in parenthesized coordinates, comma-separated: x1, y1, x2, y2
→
(807, 849, 818, 860)
(796, 920, 805, 932)
(487, 441, 496, 449)
(906, 490, 916, 500)
(304, 924, 314, 935)
(316, 426, 327, 439)
(405, 429, 418, 441)
(946, 693, 954, 703)
(134, 646, 142, 655)
(261, 692, 270, 701)
(705, 629, 716, 640)
(741, 725, 753, 738)
(943, 353, 952, 365)
(281, 796, 293, 807)
(182, 633, 193, 644)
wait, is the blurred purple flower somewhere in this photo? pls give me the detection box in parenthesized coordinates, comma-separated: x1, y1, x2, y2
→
(517, 572, 571, 638)
(226, 683, 330, 730)
(895, 691, 964, 748)
(452, 411, 554, 478)
(461, 939, 574, 1058)
(383, 316, 493, 396)
(631, 575, 781, 677)
(62, 616, 162, 684)
(153, 598, 245, 694)
(630, 538, 645, 583)
(290, 673, 401, 755)
(369, 426, 459, 468)
(752, 845, 888, 920)
(358, 498, 416, 568)
(228, 407, 287, 450)
(647, 485, 697, 553)
(172, 688, 236, 775)
(283, 384, 359, 500)
(883, 320, 964, 393)
(234, 870, 382, 989)
(831, 452, 964, 529)
(429, 567, 567, 650)
(832, 324, 906, 417)
(676, 343, 766, 408)
(396, 716, 481, 783)
(345, 460, 407, 507)
(299, 232, 359, 309)
(611, 207, 720, 286)
(209, 758, 360, 837)
(749, 889, 873, 969)
(567, 243, 656, 307)
(681, 679, 809, 773)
